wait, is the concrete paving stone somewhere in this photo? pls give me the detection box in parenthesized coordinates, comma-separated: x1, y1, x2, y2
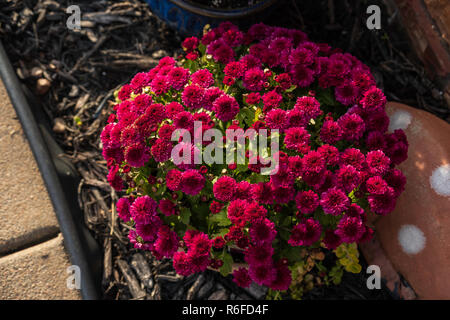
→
(0, 233, 81, 299)
(0, 78, 59, 254)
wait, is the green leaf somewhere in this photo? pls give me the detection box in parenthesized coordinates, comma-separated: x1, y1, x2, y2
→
(179, 207, 191, 225)
(209, 210, 231, 227)
(219, 252, 233, 277)
(285, 85, 297, 93)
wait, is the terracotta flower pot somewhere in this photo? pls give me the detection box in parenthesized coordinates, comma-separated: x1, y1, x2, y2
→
(360, 102, 450, 299)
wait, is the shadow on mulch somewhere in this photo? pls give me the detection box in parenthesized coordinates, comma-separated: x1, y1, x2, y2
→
(0, 0, 444, 300)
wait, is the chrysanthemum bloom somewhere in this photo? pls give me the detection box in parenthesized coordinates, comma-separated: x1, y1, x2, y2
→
(128, 229, 152, 251)
(303, 150, 326, 174)
(158, 199, 176, 216)
(249, 218, 277, 245)
(245, 92, 261, 105)
(335, 80, 358, 105)
(182, 36, 199, 52)
(366, 150, 390, 176)
(233, 268, 252, 288)
(212, 94, 240, 122)
(320, 120, 342, 144)
(345, 203, 365, 219)
(249, 263, 277, 286)
(135, 216, 162, 242)
(251, 182, 273, 204)
(288, 218, 322, 246)
(188, 232, 212, 256)
(336, 165, 361, 193)
(245, 243, 274, 265)
(182, 84, 205, 109)
(234, 181, 252, 201)
(243, 68, 265, 91)
(173, 251, 192, 276)
(130, 195, 158, 224)
(295, 190, 319, 214)
(210, 200, 223, 214)
(284, 126, 310, 153)
(213, 236, 226, 249)
(132, 94, 152, 114)
(365, 176, 389, 195)
(262, 90, 283, 113)
(294, 96, 321, 123)
(191, 69, 215, 88)
(272, 185, 295, 204)
(166, 169, 182, 191)
(384, 168, 406, 197)
(224, 61, 244, 78)
(165, 102, 185, 119)
(125, 143, 150, 167)
(244, 201, 268, 221)
(150, 138, 172, 162)
(180, 169, 205, 196)
(167, 67, 190, 90)
(154, 225, 179, 258)
(227, 199, 248, 227)
(116, 197, 131, 222)
(340, 148, 366, 171)
(213, 176, 237, 201)
(118, 84, 133, 101)
(338, 112, 365, 142)
(317, 144, 340, 166)
(320, 187, 350, 215)
(335, 216, 365, 243)
(270, 165, 295, 188)
(269, 262, 292, 291)
(368, 187, 397, 215)
(323, 229, 342, 250)
(288, 155, 304, 177)
(360, 86, 386, 111)
(366, 131, 387, 151)
(173, 111, 194, 132)
(150, 75, 170, 95)
(289, 64, 315, 87)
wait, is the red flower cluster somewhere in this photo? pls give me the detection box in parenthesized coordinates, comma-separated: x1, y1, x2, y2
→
(103, 22, 408, 292)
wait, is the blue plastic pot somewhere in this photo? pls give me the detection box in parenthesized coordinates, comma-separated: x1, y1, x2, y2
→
(145, 0, 279, 36)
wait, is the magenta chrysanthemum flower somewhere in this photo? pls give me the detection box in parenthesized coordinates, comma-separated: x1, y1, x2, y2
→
(288, 218, 322, 246)
(158, 199, 176, 216)
(336, 165, 361, 193)
(151, 138, 172, 162)
(224, 61, 244, 78)
(249, 218, 277, 245)
(366, 150, 390, 176)
(248, 263, 277, 286)
(295, 190, 319, 214)
(227, 199, 248, 227)
(128, 229, 152, 251)
(269, 262, 292, 291)
(244, 201, 268, 221)
(360, 86, 386, 111)
(265, 108, 288, 131)
(212, 94, 240, 122)
(368, 187, 397, 215)
(150, 75, 170, 95)
(384, 168, 406, 197)
(262, 90, 283, 112)
(166, 169, 182, 191)
(180, 169, 205, 196)
(320, 187, 350, 216)
(294, 96, 321, 122)
(234, 181, 252, 201)
(116, 197, 131, 222)
(303, 150, 326, 174)
(125, 143, 150, 167)
(338, 112, 365, 142)
(284, 126, 310, 153)
(173, 251, 193, 276)
(165, 101, 185, 119)
(335, 80, 358, 105)
(340, 148, 366, 171)
(167, 67, 190, 90)
(154, 225, 179, 258)
(182, 84, 205, 109)
(335, 216, 365, 243)
(289, 65, 314, 87)
(251, 182, 273, 204)
(135, 217, 162, 242)
(366, 176, 389, 195)
(323, 229, 342, 250)
(243, 68, 265, 91)
(320, 120, 342, 144)
(213, 176, 237, 201)
(233, 268, 252, 288)
(130, 195, 158, 224)
(245, 243, 274, 265)
(317, 144, 340, 166)
(191, 69, 215, 88)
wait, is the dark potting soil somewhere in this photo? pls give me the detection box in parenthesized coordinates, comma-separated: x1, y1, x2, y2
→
(0, 0, 446, 300)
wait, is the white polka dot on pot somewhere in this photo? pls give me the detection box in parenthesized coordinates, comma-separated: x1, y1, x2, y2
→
(430, 164, 450, 197)
(388, 110, 412, 132)
(398, 225, 426, 255)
